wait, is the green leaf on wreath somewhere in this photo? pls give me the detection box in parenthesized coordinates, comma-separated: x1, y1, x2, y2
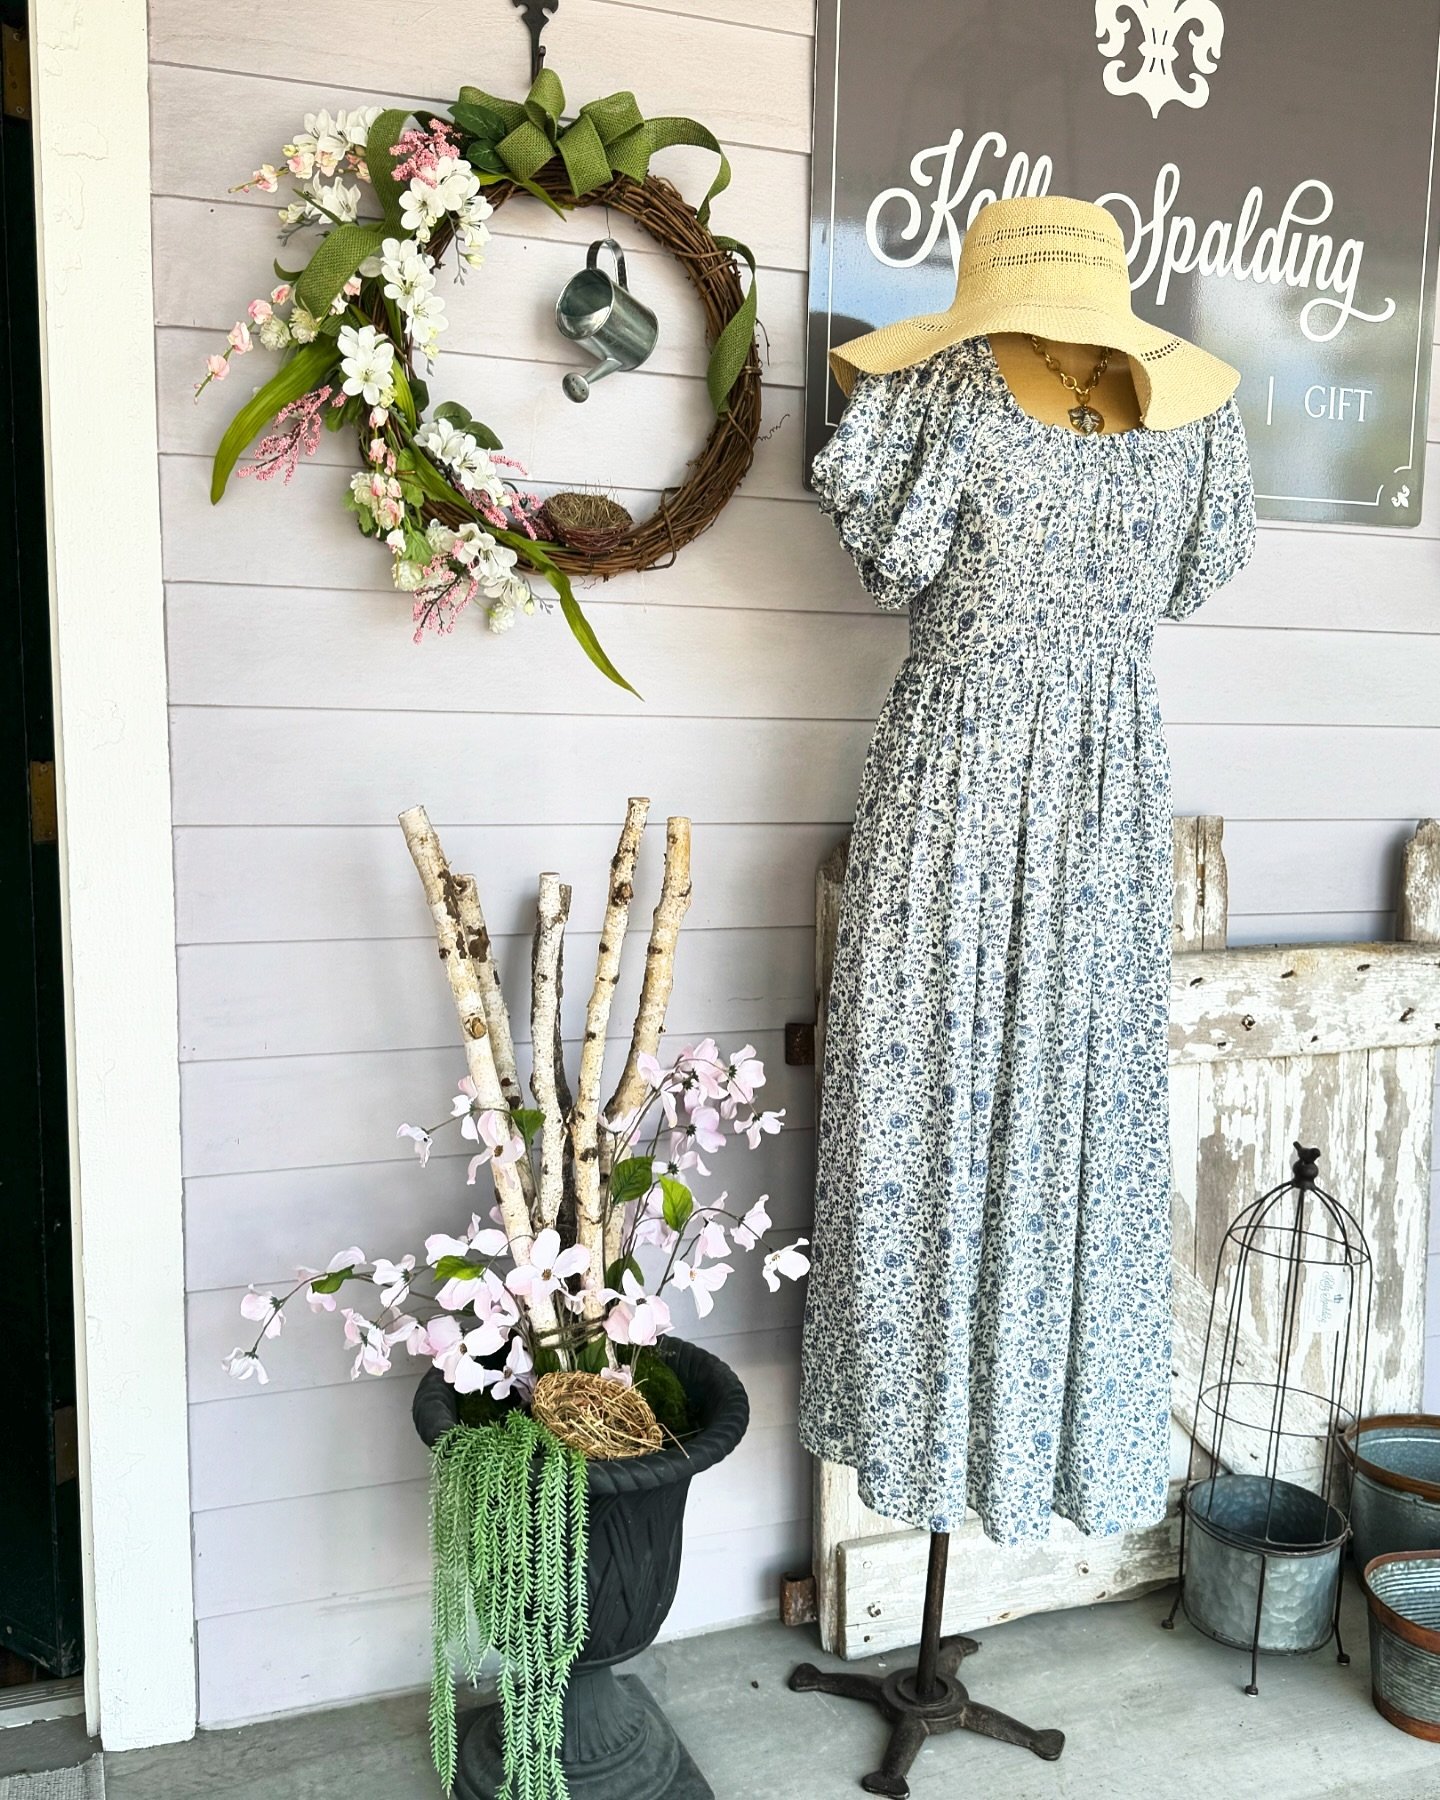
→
(451, 100, 511, 142)
(468, 418, 502, 451)
(659, 1176, 693, 1233)
(503, 529, 639, 696)
(433, 401, 473, 428)
(609, 1157, 654, 1205)
(210, 340, 339, 503)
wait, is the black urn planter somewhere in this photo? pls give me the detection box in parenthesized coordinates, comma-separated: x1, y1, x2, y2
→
(413, 1337, 749, 1800)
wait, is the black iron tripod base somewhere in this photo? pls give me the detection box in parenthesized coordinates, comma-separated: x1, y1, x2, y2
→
(788, 1635, 1065, 1798)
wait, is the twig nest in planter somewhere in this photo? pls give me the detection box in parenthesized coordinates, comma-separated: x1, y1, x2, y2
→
(543, 491, 634, 555)
(533, 1370, 663, 1459)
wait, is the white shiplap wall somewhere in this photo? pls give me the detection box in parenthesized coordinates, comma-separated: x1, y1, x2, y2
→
(149, 0, 1440, 1726)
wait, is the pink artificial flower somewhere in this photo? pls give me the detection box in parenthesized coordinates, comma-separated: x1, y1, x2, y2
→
(240, 385, 333, 487)
(397, 1123, 433, 1166)
(341, 1307, 392, 1378)
(240, 1289, 284, 1339)
(693, 1215, 730, 1263)
(271, 283, 292, 305)
(247, 298, 273, 324)
(505, 1228, 589, 1304)
(302, 1246, 366, 1312)
(223, 1348, 268, 1384)
(227, 321, 252, 354)
(762, 1238, 811, 1292)
(731, 1195, 772, 1251)
(689, 1106, 727, 1156)
(370, 1255, 416, 1309)
(669, 1258, 732, 1320)
(637, 1052, 667, 1089)
(205, 354, 229, 381)
(726, 1045, 766, 1105)
(603, 1270, 672, 1346)
(737, 1108, 786, 1150)
(490, 1336, 533, 1401)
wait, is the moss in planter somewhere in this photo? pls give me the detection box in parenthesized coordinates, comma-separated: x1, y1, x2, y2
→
(631, 1349, 693, 1440)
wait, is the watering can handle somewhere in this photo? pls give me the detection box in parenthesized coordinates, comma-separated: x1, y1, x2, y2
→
(587, 237, 628, 290)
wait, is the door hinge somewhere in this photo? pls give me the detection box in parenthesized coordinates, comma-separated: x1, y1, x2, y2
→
(2, 23, 29, 122)
(29, 760, 57, 844)
(54, 1405, 78, 1485)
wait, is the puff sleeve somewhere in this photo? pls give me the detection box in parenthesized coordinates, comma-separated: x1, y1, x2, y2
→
(810, 355, 973, 610)
(1164, 397, 1258, 620)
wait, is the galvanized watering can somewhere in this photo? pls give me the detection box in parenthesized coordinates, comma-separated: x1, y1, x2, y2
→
(555, 238, 658, 402)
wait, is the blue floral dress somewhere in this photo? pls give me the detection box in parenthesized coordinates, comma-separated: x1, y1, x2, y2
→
(799, 334, 1256, 1543)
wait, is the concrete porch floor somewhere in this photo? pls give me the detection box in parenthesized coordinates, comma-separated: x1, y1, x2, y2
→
(8, 1575, 1440, 1798)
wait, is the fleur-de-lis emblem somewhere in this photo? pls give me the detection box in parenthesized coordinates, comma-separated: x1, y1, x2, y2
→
(1391, 483, 1412, 509)
(1095, 0, 1226, 118)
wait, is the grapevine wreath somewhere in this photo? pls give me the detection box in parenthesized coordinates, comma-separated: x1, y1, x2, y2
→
(198, 72, 763, 692)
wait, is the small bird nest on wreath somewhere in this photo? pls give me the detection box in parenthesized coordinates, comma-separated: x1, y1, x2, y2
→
(542, 491, 635, 556)
(532, 1369, 663, 1459)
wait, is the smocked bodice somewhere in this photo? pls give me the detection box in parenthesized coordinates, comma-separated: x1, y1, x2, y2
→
(812, 334, 1256, 678)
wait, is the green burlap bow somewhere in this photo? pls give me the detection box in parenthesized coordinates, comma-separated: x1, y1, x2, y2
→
(292, 76, 757, 415)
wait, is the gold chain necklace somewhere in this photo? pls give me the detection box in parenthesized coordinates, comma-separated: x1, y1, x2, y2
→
(1027, 335, 1111, 435)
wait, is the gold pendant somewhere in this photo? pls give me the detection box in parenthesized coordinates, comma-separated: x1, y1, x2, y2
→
(1068, 403, 1104, 435)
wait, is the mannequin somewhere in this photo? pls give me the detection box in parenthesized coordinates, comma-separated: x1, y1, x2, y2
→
(988, 334, 1143, 434)
(789, 195, 1258, 1797)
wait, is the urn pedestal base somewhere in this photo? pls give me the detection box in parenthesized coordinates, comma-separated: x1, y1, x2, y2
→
(455, 1669, 712, 1800)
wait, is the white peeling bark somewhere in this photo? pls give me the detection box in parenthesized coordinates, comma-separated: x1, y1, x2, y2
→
(455, 873, 536, 1213)
(603, 815, 693, 1268)
(531, 871, 571, 1232)
(398, 804, 554, 1338)
(572, 798, 649, 1309)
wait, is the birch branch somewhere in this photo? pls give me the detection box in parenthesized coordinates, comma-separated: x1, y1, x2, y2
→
(573, 798, 649, 1310)
(603, 816, 693, 1268)
(455, 874, 537, 1214)
(531, 871, 570, 1232)
(397, 805, 553, 1338)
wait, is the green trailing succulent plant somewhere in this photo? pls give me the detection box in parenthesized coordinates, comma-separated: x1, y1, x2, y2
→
(429, 1412, 589, 1799)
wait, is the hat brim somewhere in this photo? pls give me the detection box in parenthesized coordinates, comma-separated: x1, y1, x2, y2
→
(829, 303, 1239, 431)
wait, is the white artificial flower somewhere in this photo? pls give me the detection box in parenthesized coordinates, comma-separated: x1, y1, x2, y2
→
(426, 519, 459, 557)
(379, 236, 437, 305)
(257, 314, 293, 351)
(337, 323, 395, 406)
(312, 178, 361, 224)
(487, 598, 516, 634)
(430, 155, 482, 213)
(284, 110, 348, 180)
(339, 105, 382, 149)
(473, 539, 520, 597)
(400, 179, 446, 242)
(288, 306, 320, 344)
(394, 560, 427, 591)
(414, 416, 469, 464)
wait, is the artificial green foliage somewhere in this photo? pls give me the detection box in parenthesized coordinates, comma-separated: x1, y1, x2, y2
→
(429, 1414, 588, 1798)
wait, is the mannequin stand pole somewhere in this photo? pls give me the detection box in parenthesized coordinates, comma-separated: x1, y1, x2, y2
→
(788, 1531, 1065, 1797)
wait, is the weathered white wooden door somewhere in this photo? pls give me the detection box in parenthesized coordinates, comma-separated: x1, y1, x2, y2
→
(812, 818, 1440, 1659)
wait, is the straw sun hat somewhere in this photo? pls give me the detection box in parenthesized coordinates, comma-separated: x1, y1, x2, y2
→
(829, 194, 1239, 431)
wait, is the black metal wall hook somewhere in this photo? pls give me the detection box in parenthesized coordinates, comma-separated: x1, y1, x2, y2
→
(511, 0, 559, 84)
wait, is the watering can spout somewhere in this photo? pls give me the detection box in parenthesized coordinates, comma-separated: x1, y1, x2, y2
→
(563, 356, 623, 403)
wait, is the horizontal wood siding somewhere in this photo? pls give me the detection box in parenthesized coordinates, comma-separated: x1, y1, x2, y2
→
(149, 0, 1440, 1724)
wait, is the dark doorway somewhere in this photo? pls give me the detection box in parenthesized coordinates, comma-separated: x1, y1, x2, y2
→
(0, 3, 84, 1682)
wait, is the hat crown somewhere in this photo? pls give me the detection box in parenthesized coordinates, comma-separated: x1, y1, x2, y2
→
(952, 196, 1134, 318)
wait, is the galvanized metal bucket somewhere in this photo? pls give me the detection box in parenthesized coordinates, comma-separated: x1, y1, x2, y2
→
(1182, 1474, 1348, 1656)
(1363, 1550, 1440, 1739)
(1341, 1416, 1440, 1572)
